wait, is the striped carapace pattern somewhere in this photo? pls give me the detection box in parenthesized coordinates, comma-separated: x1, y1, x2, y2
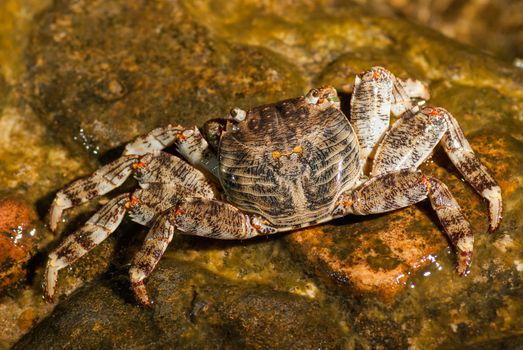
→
(219, 96, 361, 229)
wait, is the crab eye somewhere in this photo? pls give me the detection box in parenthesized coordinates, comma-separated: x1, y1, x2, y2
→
(229, 107, 246, 122)
(305, 89, 321, 104)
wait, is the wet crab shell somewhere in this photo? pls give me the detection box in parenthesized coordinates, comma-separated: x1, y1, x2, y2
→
(218, 96, 361, 229)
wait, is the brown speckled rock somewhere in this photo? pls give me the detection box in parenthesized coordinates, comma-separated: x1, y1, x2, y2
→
(287, 206, 447, 301)
(14, 260, 350, 350)
(26, 0, 305, 156)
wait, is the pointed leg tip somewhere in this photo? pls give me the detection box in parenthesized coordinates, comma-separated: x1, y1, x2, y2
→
(488, 204, 502, 233)
(484, 187, 502, 233)
(48, 209, 61, 232)
(488, 219, 501, 233)
(48, 199, 66, 232)
(132, 281, 152, 307)
(43, 291, 55, 304)
(42, 279, 56, 304)
(456, 251, 472, 277)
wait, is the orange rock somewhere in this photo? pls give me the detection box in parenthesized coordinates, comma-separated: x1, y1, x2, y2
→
(287, 206, 447, 301)
(0, 197, 40, 291)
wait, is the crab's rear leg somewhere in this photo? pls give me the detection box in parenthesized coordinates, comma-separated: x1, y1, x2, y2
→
(334, 170, 473, 275)
(440, 113, 502, 231)
(130, 198, 275, 306)
(45, 193, 130, 300)
(350, 67, 429, 166)
(371, 106, 502, 231)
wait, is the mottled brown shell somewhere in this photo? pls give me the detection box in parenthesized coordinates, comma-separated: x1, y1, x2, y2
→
(219, 96, 361, 229)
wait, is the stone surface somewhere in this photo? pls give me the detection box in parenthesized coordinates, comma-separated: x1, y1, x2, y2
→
(287, 207, 447, 300)
(0, 197, 40, 292)
(375, 0, 523, 61)
(0, 0, 521, 349)
(14, 260, 350, 350)
(25, 0, 305, 155)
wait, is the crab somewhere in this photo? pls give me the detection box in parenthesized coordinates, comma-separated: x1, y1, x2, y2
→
(44, 67, 502, 306)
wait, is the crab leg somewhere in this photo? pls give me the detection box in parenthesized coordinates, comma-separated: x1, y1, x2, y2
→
(123, 124, 186, 155)
(334, 170, 473, 275)
(440, 112, 502, 231)
(132, 152, 217, 197)
(350, 66, 429, 165)
(49, 150, 217, 231)
(124, 125, 219, 178)
(371, 106, 447, 176)
(370, 106, 502, 231)
(45, 153, 218, 301)
(129, 214, 174, 306)
(49, 155, 140, 231)
(130, 198, 275, 305)
(44, 193, 130, 301)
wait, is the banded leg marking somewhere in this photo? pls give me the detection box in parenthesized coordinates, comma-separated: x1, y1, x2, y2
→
(130, 215, 175, 306)
(49, 155, 140, 231)
(49, 150, 217, 232)
(44, 193, 130, 301)
(440, 110, 502, 231)
(124, 125, 220, 178)
(174, 197, 275, 240)
(350, 67, 394, 164)
(174, 127, 220, 178)
(334, 170, 474, 275)
(370, 106, 502, 231)
(123, 124, 186, 155)
(371, 106, 447, 176)
(129, 198, 276, 305)
(350, 67, 430, 165)
(133, 151, 217, 198)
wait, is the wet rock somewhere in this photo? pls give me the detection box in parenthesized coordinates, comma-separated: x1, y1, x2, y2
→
(0, 289, 54, 349)
(25, 0, 305, 155)
(0, 197, 41, 292)
(14, 260, 350, 350)
(287, 207, 447, 300)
